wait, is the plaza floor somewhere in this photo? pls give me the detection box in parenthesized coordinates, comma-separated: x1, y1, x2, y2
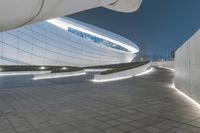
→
(0, 67, 200, 133)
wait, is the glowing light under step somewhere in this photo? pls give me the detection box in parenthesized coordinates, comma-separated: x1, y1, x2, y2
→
(158, 66, 175, 72)
(135, 67, 154, 77)
(170, 82, 200, 108)
(92, 76, 133, 83)
(84, 69, 111, 72)
(33, 72, 86, 80)
(0, 71, 51, 76)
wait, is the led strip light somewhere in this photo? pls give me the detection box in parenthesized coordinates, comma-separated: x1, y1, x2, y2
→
(47, 18, 138, 53)
(92, 75, 133, 83)
(135, 67, 154, 77)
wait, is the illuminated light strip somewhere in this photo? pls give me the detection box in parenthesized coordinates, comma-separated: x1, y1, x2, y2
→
(61, 67, 67, 70)
(170, 82, 200, 108)
(158, 66, 175, 72)
(46, 18, 139, 53)
(39, 66, 46, 70)
(0, 71, 51, 76)
(84, 68, 112, 72)
(134, 67, 154, 77)
(92, 76, 133, 83)
(33, 71, 86, 80)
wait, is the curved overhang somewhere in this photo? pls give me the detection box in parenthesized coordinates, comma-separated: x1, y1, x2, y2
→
(0, 0, 142, 32)
(103, 0, 143, 13)
(47, 17, 139, 54)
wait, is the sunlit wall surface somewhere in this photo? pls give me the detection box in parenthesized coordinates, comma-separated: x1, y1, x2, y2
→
(0, 18, 139, 67)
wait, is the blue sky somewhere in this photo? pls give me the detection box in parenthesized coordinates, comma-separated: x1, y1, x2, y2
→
(70, 0, 200, 57)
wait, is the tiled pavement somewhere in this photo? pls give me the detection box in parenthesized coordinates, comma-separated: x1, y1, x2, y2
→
(0, 67, 200, 133)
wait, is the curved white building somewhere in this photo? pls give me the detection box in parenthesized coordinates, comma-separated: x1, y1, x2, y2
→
(0, 0, 142, 32)
(0, 17, 139, 67)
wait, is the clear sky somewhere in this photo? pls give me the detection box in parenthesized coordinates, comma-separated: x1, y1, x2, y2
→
(69, 0, 200, 57)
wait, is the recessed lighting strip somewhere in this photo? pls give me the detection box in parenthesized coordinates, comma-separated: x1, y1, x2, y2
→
(170, 83, 200, 108)
(158, 66, 175, 71)
(46, 18, 138, 53)
(92, 75, 133, 83)
(0, 71, 51, 76)
(134, 67, 154, 77)
(33, 71, 86, 80)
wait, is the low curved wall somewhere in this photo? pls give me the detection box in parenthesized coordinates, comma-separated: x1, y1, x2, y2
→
(0, 71, 51, 76)
(152, 61, 174, 69)
(33, 70, 86, 80)
(93, 62, 152, 82)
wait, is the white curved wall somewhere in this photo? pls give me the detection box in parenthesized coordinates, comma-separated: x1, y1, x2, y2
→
(0, 18, 138, 67)
(0, 0, 142, 32)
(175, 29, 200, 103)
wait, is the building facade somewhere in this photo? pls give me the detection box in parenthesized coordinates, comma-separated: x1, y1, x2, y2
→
(0, 17, 139, 67)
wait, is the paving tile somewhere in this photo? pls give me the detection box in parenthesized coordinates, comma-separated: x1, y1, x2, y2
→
(178, 124, 200, 132)
(0, 117, 12, 130)
(0, 67, 199, 133)
(0, 128, 17, 133)
(167, 127, 194, 133)
(103, 127, 124, 133)
(129, 129, 150, 133)
(15, 125, 34, 133)
(117, 123, 137, 132)
(105, 120, 121, 126)
(38, 127, 60, 133)
(143, 126, 163, 133)
(188, 119, 200, 128)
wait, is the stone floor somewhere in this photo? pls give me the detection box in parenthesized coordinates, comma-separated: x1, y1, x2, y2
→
(0, 67, 200, 133)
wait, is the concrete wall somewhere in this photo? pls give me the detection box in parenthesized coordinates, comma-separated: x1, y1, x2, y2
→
(175, 29, 200, 103)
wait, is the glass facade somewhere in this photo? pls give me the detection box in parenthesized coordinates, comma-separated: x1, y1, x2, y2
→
(68, 28, 128, 52)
